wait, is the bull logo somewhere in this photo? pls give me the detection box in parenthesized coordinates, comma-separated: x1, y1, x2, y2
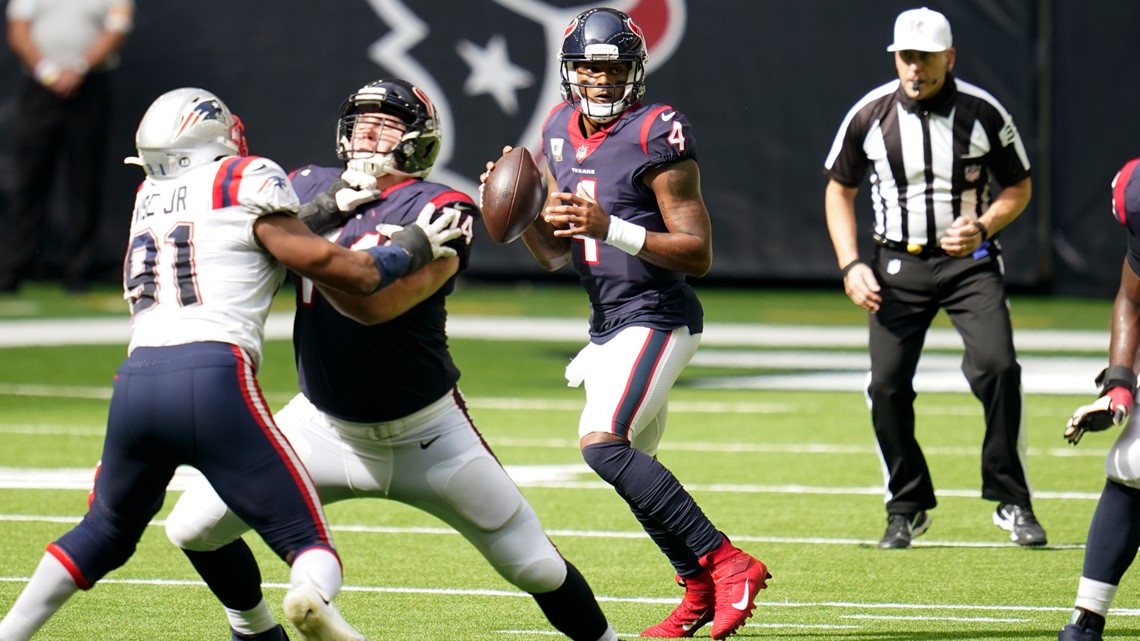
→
(360, 0, 686, 198)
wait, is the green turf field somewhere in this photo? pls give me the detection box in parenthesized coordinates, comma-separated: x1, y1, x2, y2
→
(0, 282, 1131, 640)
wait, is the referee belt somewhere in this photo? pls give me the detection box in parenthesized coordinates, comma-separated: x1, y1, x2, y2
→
(873, 233, 946, 258)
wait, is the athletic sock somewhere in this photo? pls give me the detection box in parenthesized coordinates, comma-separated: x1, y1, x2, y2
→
(531, 561, 614, 641)
(582, 441, 722, 564)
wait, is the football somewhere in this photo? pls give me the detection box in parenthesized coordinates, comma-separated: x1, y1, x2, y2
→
(480, 146, 544, 244)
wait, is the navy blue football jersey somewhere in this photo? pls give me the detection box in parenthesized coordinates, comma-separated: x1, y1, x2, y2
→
(541, 102, 703, 341)
(289, 166, 478, 422)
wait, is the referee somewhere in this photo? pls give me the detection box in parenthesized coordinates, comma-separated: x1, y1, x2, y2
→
(823, 7, 1044, 549)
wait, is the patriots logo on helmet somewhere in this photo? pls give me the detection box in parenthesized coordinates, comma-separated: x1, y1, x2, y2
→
(176, 99, 226, 137)
(361, 0, 686, 198)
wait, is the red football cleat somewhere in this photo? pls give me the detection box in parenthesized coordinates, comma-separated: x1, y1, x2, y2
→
(699, 539, 771, 640)
(640, 572, 715, 638)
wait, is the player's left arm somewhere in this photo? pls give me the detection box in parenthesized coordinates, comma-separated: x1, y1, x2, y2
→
(317, 256, 459, 325)
(638, 158, 713, 276)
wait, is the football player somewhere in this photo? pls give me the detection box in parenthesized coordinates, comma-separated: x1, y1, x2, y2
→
(481, 8, 769, 640)
(163, 79, 623, 641)
(1059, 158, 1140, 641)
(0, 87, 459, 641)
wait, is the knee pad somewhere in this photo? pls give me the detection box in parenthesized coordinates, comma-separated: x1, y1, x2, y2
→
(1105, 417, 1140, 488)
(511, 554, 568, 594)
(165, 485, 248, 551)
(427, 451, 522, 530)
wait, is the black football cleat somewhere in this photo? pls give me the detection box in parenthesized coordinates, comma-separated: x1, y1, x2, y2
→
(993, 503, 1047, 546)
(877, 511, 931, 549)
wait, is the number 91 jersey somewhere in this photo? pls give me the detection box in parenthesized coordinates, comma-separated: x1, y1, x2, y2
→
(124, 156, 300, 370)
(541, 101, 703, 340)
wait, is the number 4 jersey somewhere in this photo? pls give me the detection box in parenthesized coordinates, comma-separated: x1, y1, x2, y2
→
(541, 101, 704, 341)
(124, 156, 300, 370)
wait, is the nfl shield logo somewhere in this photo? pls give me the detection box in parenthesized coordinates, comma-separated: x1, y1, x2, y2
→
(964, 164, 982, 183)
(576, 144, 589, 162)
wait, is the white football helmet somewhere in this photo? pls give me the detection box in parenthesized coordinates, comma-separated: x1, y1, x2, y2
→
(126, 87, 244, 179)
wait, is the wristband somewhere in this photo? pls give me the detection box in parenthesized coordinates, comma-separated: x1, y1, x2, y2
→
(33, 59, 61, 86)
(840, 258, 864, 278)
(1097, 365, 1138, 395)
(974, 221, 989, 242)
(364, 245, 411, 293)
(605, 216, 646, 256)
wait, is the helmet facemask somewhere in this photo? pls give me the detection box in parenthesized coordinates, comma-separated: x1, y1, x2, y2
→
(560, 53, 646, 123)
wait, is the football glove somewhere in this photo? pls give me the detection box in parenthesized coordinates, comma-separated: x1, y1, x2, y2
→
(298, 179, 381, 235)
(1064, 365, 1137, 445)
(387, 203, 461, 273)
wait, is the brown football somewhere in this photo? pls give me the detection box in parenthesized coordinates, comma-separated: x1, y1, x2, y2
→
(480, 146, 544, 244)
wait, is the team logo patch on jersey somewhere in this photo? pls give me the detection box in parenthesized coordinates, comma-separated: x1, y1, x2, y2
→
(361, 0, 686, 197)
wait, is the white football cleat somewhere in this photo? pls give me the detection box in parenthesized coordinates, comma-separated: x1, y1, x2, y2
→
(282, 583, 368, 641)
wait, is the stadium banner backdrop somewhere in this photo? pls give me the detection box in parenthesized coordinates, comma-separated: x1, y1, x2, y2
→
(0, 0, 1136, 295)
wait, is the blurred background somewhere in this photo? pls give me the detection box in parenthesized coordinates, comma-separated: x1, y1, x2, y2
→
(0, 0, 1136, 296)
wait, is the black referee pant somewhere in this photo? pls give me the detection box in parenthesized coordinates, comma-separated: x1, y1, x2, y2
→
(0, 71, 112, 290)
(866, 244, 1031, 516)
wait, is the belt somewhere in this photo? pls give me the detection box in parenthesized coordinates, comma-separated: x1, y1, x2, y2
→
(873, 233, 947, 258)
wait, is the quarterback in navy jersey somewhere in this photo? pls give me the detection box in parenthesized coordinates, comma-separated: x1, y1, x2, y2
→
(1059, 158, 1140, 641)
(483, 8, 768, 640)
(164, 79, 623, 641)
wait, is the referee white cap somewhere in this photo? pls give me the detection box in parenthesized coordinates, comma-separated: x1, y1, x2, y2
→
(887, 7, 953, 52)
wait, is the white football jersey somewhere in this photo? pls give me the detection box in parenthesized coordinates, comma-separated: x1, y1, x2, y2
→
(124, 155, 300, 369)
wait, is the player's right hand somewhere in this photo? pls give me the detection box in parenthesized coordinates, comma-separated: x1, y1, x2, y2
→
(478, 146, 514, 204)
(1064, 386, 1134, 445)
(842, 262, 882, 313)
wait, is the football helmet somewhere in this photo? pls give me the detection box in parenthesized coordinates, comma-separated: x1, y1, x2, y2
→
(559, 8, 648, 123)
(335, 79, 441, 179)
(126, 87, 243, 179)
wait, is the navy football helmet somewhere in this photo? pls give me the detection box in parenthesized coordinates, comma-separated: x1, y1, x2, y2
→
(336, 79, 441, 179)
(559, 8, 648, 123)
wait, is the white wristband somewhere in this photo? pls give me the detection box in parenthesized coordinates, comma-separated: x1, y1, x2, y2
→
(605, 216, 646, 256)
(33, 59, 61, 86)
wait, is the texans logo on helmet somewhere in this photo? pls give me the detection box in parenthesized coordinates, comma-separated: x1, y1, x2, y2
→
(360, 0, 686, 198)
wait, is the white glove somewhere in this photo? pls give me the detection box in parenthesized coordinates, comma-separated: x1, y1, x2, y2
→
(386, 202, 462, 273)
(1064, 387, 1134, 445)
(340, 168, 378, 190)
(334, 187, 381, 211)
(413, 203, 462, 260)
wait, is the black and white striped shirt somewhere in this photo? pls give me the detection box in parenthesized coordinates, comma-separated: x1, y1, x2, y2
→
(824, 75, 1030, 248)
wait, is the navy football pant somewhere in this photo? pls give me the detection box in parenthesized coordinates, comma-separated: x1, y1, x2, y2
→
(52, 342, 334, 588)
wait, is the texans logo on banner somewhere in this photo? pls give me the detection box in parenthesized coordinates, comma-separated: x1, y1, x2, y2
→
(360, 0, 686, 198)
